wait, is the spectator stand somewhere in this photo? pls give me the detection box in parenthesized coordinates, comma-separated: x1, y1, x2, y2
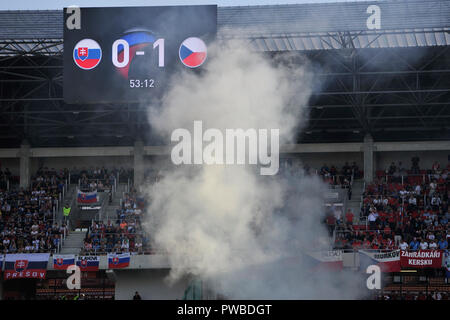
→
(80, 188, 156, 255)
(0, 169, 69, 255)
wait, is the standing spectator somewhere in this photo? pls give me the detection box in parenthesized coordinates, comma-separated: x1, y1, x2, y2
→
(411, 156, 420, 174)
(345, 209, 354, 227)
(368, 211, 378, 230)
(133, 291, 142, 300)
(326, 214, 336, 237)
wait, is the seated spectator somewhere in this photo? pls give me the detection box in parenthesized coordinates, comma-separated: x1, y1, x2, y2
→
(409, 237, 420, 251)
(419, 238, 428, 250)
(428, 239, 437, 250)
(399, 240, 408, 250)
(438, 237, 448, 250)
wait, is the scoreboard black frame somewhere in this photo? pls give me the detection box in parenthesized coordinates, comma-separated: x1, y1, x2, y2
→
(63, 5, 217, 104)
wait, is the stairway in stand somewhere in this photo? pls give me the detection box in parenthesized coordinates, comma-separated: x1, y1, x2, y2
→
(346, 179, 365, 224)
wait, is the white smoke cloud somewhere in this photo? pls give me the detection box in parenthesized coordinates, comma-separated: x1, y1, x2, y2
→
(143, 40, 366, 299)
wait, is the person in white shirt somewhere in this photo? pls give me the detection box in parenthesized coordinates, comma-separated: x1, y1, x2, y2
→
(408, 197, 417, 206)
(432, 291, 442, 300)
(429, 181, 437, 196)
(419, 240, 429, 250)
(414, 184, 421, 195)
(368, 212, 377, 230)
(32, 239, 40, 251)
(429, 240, 437, 250)
(333, 207, 342, 224)
(431, 196, 441, 207)
(399, 241, 409, 250)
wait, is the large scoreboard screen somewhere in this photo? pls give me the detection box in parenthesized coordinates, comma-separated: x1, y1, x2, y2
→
(63, 5, 217, 104)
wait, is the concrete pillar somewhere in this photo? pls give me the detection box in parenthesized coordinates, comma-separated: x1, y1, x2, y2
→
(133, 140, 144, 191)
(363, 134, 374, 183)
(19, 141, 31, 189)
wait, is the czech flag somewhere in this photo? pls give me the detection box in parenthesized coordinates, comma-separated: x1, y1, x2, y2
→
(108, 253, 130, 269)
(73, 39, 102, 70)
(359, 249, 401, 273)
(76, 256, 100, 271)
(304, 250, 344, 271)
(53, 255, 75, 270)
(179, 37, 207, 68)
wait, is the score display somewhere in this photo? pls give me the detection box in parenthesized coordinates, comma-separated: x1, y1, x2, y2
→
(63, 5, 217, 104)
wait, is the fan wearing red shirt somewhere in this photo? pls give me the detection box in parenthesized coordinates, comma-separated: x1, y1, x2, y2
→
(371, 239, 380, 249)
(383, 225, 392, 238)
(388, 197, 398, 210)
(388, 213, 396, 230)
(363, 238, 371, 249)
(345, 210, 354, 225)
(379, 211, 388, 227)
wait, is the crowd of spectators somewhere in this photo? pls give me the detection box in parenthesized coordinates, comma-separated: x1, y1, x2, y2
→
(68, 166, 133, 192)
(316, 162, 362, 185)
(0, 167, 14, 190)
(332, 159, 449, 251)
(279, 161, 362, 194)
(81, 187, 151, 255)
(71, 167, 117, 192)
(0, 168, 68, 254)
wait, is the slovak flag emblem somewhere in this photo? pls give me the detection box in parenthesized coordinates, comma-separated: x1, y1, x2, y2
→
(112, 257, 119, 265)
(179, 37, 207, 68)
(73, 39, 102, 70)
(56, 258, 64, 266)
(77, 47, 89, 61)
(14, 260, 28, 272)
(80, 259, 88, 267)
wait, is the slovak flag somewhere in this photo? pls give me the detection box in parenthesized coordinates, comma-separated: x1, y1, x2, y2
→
(108, 253, 130, 269)
(445, 250, 450, 278)
(73, 39, 102, 70)
(179, 37, 207, 68)
(4, 253, 50, 280)
(77, 190, 99, 204)
(76, 256, 100, 271)
(53, 255, 75, 270)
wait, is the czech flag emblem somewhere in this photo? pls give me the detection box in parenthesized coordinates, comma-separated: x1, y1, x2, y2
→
(179, 37, 207, 68)
(73, 39, 102, 70)
(115, 29, 156, 79)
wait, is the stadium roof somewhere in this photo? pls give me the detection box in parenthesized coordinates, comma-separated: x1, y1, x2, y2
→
(0, 0, 449, 55)
(0, 0, 449, 147)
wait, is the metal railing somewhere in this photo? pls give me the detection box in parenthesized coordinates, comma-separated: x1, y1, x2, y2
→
(374, 173, 434, 185)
